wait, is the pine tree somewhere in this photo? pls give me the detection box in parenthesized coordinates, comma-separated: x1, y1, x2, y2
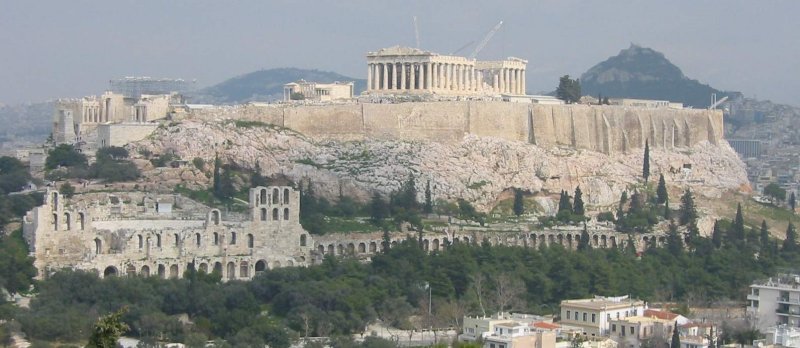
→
(729, 203, 746, 245)
(424, 180, 433, 214)
(790, 192, 797, 212)
(558, 190, 572, 213)
(513, 188, 524, 216)
(370, 192, 388, 223)
(656, 173, 668, 204)
(643, 140, 650, 183)
(711, 220, 722, 248)
(251, 162, 268, 187)
(86, 307, 129, 348)
(670, 321, 681, 348)
(573, 186, 585, 216)
(679, 189, 697, 226)
(617, 191, 628, 220)
(782, 222, 798, 254)
(667, 220, 683, 256)
(578, 223, 591, 251)
(625, 234, 638, 255)
(664, 198, 672, 220)
(760, 220, 771, 256)
(212, 155, 221, 195)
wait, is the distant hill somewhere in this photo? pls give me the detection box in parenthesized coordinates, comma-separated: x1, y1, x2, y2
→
(191, 68, 366, 104)
(580, 44, 741, 108)
(0, 101, 52, 145)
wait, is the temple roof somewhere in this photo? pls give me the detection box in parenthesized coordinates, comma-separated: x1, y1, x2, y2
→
(369, 45, 434, 56)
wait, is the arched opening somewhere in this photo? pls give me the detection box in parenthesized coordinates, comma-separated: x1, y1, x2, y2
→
(272, 208, 279, 221)
(213, 262, 222, 275)
(227, 262, 236, 280)
(169, 264, 179, 278)
(287, 260, 294, 267)
(347, 243, 355, 255)
(272, 188, 279, 204)
(358, 243, 366, 254)
(317, 245, 324, 254)
(592, 235, 599, 246)
(212, 210, 220, 225)
(433, 239, 440, 251)
(247, 234, 254, 248)
(300, 234, 307, 247)
(261, 208, 267, 221)
(337, 244, 344, 255)
(284, 188, 290, 204)
(103, 266, 118, 277)
(94, 238, 102, 254)
(557, 234, 564, 246)
(423, 239, 430, 251)
(369, 242, 377, 253)
(239, 261, 249, 278)
(548, 235, 555, 245)
(230, 232, 237, 245)
(138, 235, 143, 249)
(255, 260, 267, 273)
(141, 265, 150, 277)
(463, 237, 470, 244)
(260, 189, 267, 205)
(283, 208, 289, 220)
(391, 240, 398, 247)
(126, 265, 136, 277)
(199, 263, 208, 273)
(64, 213, 71, 230)
(213, 232, 219, 245)
(78, 212, 85, 230)
(52, 213, 58, 230)
(567, 234, 574, 249)
(610, 236, 618, 248)
(601, 235, 608, 248)
(158, 264, 166, 278)
(195, 233, 201, 247)
(174, 234, 179, 246)
(156, 234, 162, 247)
(327, 244, 334, 255)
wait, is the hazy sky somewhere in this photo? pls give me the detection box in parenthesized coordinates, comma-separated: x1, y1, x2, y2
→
(1, 1, 797, 105)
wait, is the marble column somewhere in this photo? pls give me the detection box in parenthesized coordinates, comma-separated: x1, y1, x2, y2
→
(410, 63, 416, 90)
(445, 64, 451, 90)
(382, 63, 389, 90)
(521, 69, 526, 95)
(391, 63, 398, 90)
(511, 69, 517, 94)
(367, 64, 373, 91)
(425, 63, 431, 91)
(400, 63, 406, 90)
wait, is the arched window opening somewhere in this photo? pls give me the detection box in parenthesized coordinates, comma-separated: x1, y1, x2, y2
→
(300, 234, 307, 247)
(212, 210, 220, 225)
(195, 233, 201, 247)
(283, 208, 289, 220)
(169, 264, 179, 279)
(230, 232, 237, 245)
(52, 192, 58, 209)
(141, 266, 150, 277)
(213, 262, 222, 275)
(260, 189, 267, 205)
(317, 245, 324, 254)
(158, 265, 166, 278)
(261, 208, 267, 221)
(358, 243, 366, 253)
(156, 234, 162, 247)
(103, 266, 117, 277)
(138, 235, 143, 249)
(247, 234, 254, 248)
(174, 234, 179, 246)
(199, 263, 208, 273)
(272, 188, 279, 204)
(240, 262, 249, 278)
(227, 262, 236, 280)
(52, 213, 58, 231)
(126, 265, 136, 277)
(255, 260, 267, 273)
(94, 238, 102, 254)
(213, 232, 219, 245)
(78, 212, 85, 230)
(272, 208, 278, 221)
(284, 188, 290, 204)
(64, 213, 71, 230)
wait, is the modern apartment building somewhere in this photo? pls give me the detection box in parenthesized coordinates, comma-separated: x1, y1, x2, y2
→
(747, 273, 800, 332)
(560, 295, 647, 337)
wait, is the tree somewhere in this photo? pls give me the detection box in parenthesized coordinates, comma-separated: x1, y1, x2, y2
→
(45, 144, 87, 170)
(424, 180, 433, 214)
(764, 183, 786, 203)
(212, 155, 221, 195)
(513, 188, 524, 216)
(60, 182, 75, 198)
(573, 186, 585, 216)
(558, 190, 572, 213)
(667, 220, 683, 256)
(729, 203, 746, 245)
(617, 191, 628, 219)
(370, 192, 389, 223)
(711, 220, 723, 249)
(663, 198, 672, 220)
(556, 75, 581, 104)
(251, 162, 268, 188)
(494, 273, 525, 313)
(96, 146, 129, 161)
(290, 92, 305, 100)
(656, 174, 668, 204)
(760, 220, 771, 255)
(577, 224, 591, 251)
(670, 322, 681, 348)
(782, 223, 798, 254)
(643, 140, 650, 183)
(679, 189, 697, 226)
(86, 307, 129, 348)
(790, 192, 797, 212)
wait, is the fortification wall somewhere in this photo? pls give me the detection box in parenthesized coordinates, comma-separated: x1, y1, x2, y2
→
(185, 102, 723, 154)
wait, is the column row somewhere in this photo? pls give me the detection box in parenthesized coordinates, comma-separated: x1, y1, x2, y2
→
(367, 63, 525, 95)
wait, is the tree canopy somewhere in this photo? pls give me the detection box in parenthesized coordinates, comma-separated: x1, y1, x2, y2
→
(556, 75, 581, 104)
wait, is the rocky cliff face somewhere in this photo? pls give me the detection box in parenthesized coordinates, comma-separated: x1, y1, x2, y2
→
(133, 120, 748, 213)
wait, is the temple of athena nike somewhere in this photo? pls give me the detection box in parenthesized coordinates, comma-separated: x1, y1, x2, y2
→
(365, 46, 527, 96)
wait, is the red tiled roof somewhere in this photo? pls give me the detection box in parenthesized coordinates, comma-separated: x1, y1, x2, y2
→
(532, 322, 560, 330)
(644, 309, 679, 321)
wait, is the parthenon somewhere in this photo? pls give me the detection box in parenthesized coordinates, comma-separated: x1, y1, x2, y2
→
(366, 46, 527, 96)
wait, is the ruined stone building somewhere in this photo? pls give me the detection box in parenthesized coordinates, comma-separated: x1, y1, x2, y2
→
(283, 80, 355, 102)
(23, 186, 311, 280)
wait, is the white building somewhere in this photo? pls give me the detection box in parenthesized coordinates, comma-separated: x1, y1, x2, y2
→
(560, 295, 647, 337)
(747, 273, 800, 332)
(283, 80, 354, 102)
(764, 325, 800, 347)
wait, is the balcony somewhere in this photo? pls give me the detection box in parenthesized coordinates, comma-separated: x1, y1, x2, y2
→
(775, 308, 800, 316)
(747, 294, 760, 301)
(776, 297, 800, 304)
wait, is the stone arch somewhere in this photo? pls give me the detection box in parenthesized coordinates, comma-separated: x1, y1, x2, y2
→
(213, 232, 219, 245)
(283, 208, 289, 220)
(247, 233, 254, 248)
(261, 208, 267, 221)
(260, 188, 267, 205)
(566, 234, 574, 249)
(169, 264, 179, 278)
(337, 244, 344, 255)
(287, 260, 294, 267)
(52, 213, 58, 230)
(463, 236, 470, 244)
(358, 242, 366, 253)
(227, 262, 236, 280)
(211, 210, 220, 225)
(423, 239, 430, 251)
(64, 212, 71, 230)
(141, 265, 150, 277)
(272, 208, 279, 221)
(272, 188, 279, 204)
(239, 261, 249, 278)
(391, 240, 398, 247)
(658, 236, 666, 246)
(195, 233, 201, 247)
(592, 235, 599, 247)
(347, 243, 355, 255)
(300, 234, 307, 247)
(317, 244, 325, 254)
(284, 188, 290, 204)
(327, 244, 335, 255)
(156, 234, 162, 247)
(95, 238, 102, 254)
(52, 191, 59, 209)
(255, 260, 267, 273)
(174, 233, 179, 246)
(548, 235, 555, 245)
(530, 235, 537, 248)
(199, 263, 208, 273)
(369, 241, 377, 253)
(433, 239, 440, 251)
(539, 234, 546, 246)
(213, 262, 222, 275)
(138, 235, 143, 249)
(103, 266, 118, 277)
(557, 234, 564, 246)
(126, 265, 136, 277)
(158, 264, 166, 278)
(78, 212, 85, 230)
(610, 236, 617, 248)
(601, 235, 608, 248)
(230, 231, 236, 245)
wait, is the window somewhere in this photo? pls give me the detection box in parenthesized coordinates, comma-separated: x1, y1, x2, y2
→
(247, 234, 254, 248)
(612, 324, 616, 332)
(621, 326, 626, 336)
(630, 327, 634, 335)
(196, 233, 201, 246)
(156, 234, 162, 247)
(213, 232, 219, 245)
(592, 313, 596, 323)
(138, 235, 143, 249)
(752, 288, 759, 296)
(230, 232, 237, 245)
(567, 310, 571, 320)
(583, 313, 587, 322)
(490, 344, 496, 348)
(174, 234, 179, 246)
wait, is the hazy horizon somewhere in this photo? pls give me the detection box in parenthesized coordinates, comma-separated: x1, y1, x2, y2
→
(1, 1, 797, 105)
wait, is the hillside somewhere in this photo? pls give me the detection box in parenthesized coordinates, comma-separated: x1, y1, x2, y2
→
(580, 44, 741, 108)
(191, 68, 366, 104)
(0, 101, 53, 150)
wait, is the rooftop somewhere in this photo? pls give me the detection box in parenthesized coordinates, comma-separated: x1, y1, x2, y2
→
(752, 273, 800, 289)
(643, 309, 681, 321)
(561, 295, 645, 310)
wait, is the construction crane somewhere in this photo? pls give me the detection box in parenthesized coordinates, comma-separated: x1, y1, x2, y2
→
(469, 21, 503, 59)
(413, 16, 420, 48)
(709, 93, 729, 110)
(451, 41, 475, 55)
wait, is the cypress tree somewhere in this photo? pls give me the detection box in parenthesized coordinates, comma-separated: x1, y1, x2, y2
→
(790, 192, 797, 212)
(212, 155, 221, 196)
(670, 322, 681, 348)
(656, 173, 668, 204)
(643, 140, 650, 182)
(711, 220, 722, 248)
(679, 189, 697, 226)
(573, 186, 585, 216)
(782, 222, 798, 254)
(760, 220, 771, 255)
(578, 223, 591, 251)
(667, 220, 683, 256)
(558, 190, 572, 213)
(513, 188, 524, 216)
(424, 180, 433, 214)
(730, 203, 746, 245)
(617, 191, 628, 219)
(664, 198, 672, 220)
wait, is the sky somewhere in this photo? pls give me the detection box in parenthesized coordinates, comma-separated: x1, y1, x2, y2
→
(0, 0, 798, 105)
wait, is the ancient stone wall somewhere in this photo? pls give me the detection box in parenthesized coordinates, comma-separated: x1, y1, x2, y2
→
(185, 102, 722, 154)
